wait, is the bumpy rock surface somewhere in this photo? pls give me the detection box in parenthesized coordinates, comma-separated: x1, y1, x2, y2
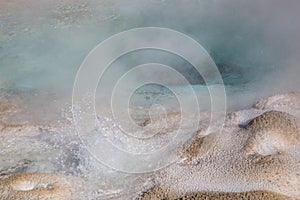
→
(254, 92, 300, 111)
(137, 186, 295, 200)
(0, 173, 73, 200)
(176, 190, 295, 200)
(135, 93, 300, 200)
(0, 102, 23, 131)
(242, 110, 300, 156)
(244, 110, 298, 132)
(2, 92, 300, 199)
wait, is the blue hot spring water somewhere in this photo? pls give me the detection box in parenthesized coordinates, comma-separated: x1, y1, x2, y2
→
(1, 0, 299, 115)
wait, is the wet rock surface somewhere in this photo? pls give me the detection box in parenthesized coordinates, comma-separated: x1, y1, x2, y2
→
(135, 92, 300, 200)
(1, 89, 300, 200)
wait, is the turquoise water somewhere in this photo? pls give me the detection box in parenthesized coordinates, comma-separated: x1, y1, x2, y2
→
(1, 0, 299, 92)
(0, 0, 299, 121)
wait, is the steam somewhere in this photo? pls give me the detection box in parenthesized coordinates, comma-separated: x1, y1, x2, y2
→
(1, 0, 300, 197)
(1, 0, 300, 112)
(96, 0, 300, 110)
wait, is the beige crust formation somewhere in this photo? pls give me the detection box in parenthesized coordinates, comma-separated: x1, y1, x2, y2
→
(0, 173, 73, 200)
(0, 102, 23, 131)
(242, 110, 300, 156)
(135, 93, 300, 200)
(137, 186, 295, 200)
(1, 93, 300, 199)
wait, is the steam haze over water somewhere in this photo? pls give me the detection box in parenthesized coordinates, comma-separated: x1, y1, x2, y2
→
(1, 0, 300, 113)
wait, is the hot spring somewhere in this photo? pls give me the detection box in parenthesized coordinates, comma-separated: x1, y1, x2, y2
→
(1, 0, 300, 199)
